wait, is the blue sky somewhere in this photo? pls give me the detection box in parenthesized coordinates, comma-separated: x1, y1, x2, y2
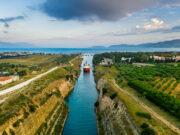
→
(0, 0, 180, 47)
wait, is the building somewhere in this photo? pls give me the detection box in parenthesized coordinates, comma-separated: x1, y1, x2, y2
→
(0, 75, 19, 85)
(151, 56, 166, 61)
(10, 75, 19, 82)
(100, 58, 113, 65)
(121, 57, 133, 62)
(173, 56, 180, 61)
(176, 56, 180, 61)
(151, 55, 180, 61)
(0, 77, 12, 85)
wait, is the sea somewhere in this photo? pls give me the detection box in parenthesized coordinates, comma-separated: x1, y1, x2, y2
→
(0, 47, 180, 54)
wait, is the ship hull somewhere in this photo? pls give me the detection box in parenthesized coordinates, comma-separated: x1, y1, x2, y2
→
(83, 68, 90, 72)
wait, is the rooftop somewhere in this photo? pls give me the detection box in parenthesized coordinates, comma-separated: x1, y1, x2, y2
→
(0, 77, 12, 82)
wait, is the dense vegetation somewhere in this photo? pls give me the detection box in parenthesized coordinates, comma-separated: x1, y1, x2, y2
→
(94, 52, 180, 120)
(115, 63, 180, 81)
(129, 79, 180, 118)
(93, 52, 180, 65)
(0, 63, 28, 77)
(114, 63, 180, 119)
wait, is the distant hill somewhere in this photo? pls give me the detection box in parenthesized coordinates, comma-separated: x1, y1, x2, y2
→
(109, 44, 133, 48)
(0, 42, 37, 48)
(109, 39, 180, 48)
(91, 46, 106, 49)
(139, 39, 180, 48)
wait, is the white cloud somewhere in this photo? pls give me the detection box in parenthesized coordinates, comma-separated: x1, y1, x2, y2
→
(127, 13, 133, 17)
(104, 18, 178, 37)
(137, 18, 165, 30)
(151, 18, 164, 25)
(136, 25, 140, 29)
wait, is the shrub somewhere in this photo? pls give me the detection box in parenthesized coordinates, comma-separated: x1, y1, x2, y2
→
(66, 75, 69, 80)
(157, 84, 161, 89)
(13, 119, 24, 127)
(9, 128, 15, 135)
(2, 130, 8, 135)
(141, 127, 155, 135)
(29, 105, 36, 113)
(141, 123, 149, 129)
(136, 112, 151, 119)
(54, 90, 61, 98)
(95, 101, 99, 107)
(114, 102, 118, 109)
(102, 88, 107, 95)
(0, 111, 15, 125)
(23, 111, 29, 119)
(110, 93, 117, 100)
(18, 70, 27, 76)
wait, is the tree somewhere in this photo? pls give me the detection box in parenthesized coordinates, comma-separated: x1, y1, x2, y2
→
(141, 127, 155, 135)
(66, 75, 69, 80)
(18, 70, 27, 76)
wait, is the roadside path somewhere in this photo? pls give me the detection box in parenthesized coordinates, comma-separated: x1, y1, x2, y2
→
(112, 79, 180, 135)
(0, 67, 58, 96)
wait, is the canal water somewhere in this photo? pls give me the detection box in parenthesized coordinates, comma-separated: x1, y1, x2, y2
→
(62, 54, 98, 135)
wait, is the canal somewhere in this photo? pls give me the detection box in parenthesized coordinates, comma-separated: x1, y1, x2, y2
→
(62, 54, 98, 135)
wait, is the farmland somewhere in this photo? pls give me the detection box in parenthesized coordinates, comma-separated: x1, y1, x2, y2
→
(93, 52, 180, 135)
(114, 63, 180, 100)
(0, 54, 78, 91)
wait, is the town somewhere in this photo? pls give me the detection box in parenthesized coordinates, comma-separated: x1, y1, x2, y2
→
(98, 52, 180, 65)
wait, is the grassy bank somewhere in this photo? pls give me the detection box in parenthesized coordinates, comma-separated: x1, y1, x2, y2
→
(0, 55, 82, 135)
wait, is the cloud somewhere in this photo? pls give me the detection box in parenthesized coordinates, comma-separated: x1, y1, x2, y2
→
(40, 0, 180, 22)
(0, 16, 24, 28)
(40, 0, 156, 22)
(104, 18, 180, 36)
(3, 31, 8, 34)
(164, 25, 180, 33)
(157, 0, 180, 6)
(142, 18, 164, 30)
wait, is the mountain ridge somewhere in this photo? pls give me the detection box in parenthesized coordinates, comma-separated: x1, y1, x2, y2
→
(109, 39, 180, 48)
(0, 39, 180, 48)
(0, 42, 37, 48)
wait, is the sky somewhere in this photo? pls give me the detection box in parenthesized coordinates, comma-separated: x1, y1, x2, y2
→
(0, 0, 180, 48)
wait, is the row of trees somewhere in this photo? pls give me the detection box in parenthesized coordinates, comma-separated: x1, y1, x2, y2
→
(0, 63, 26, 71)
(128, 79, 180, 119)
(115, 63, 180, 82)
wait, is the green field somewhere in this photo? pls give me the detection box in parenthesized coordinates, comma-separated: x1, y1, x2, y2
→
(0, 54, 78, 91)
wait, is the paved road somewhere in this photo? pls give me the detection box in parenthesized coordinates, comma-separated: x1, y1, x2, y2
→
(113, 80, 180, 134)
(0, 67, 58, 96)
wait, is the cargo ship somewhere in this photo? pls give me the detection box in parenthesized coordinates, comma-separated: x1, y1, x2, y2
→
(83, 62, 90, 72)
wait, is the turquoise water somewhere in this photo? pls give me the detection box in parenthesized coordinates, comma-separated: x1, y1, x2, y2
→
(62, 55, 98, 135)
